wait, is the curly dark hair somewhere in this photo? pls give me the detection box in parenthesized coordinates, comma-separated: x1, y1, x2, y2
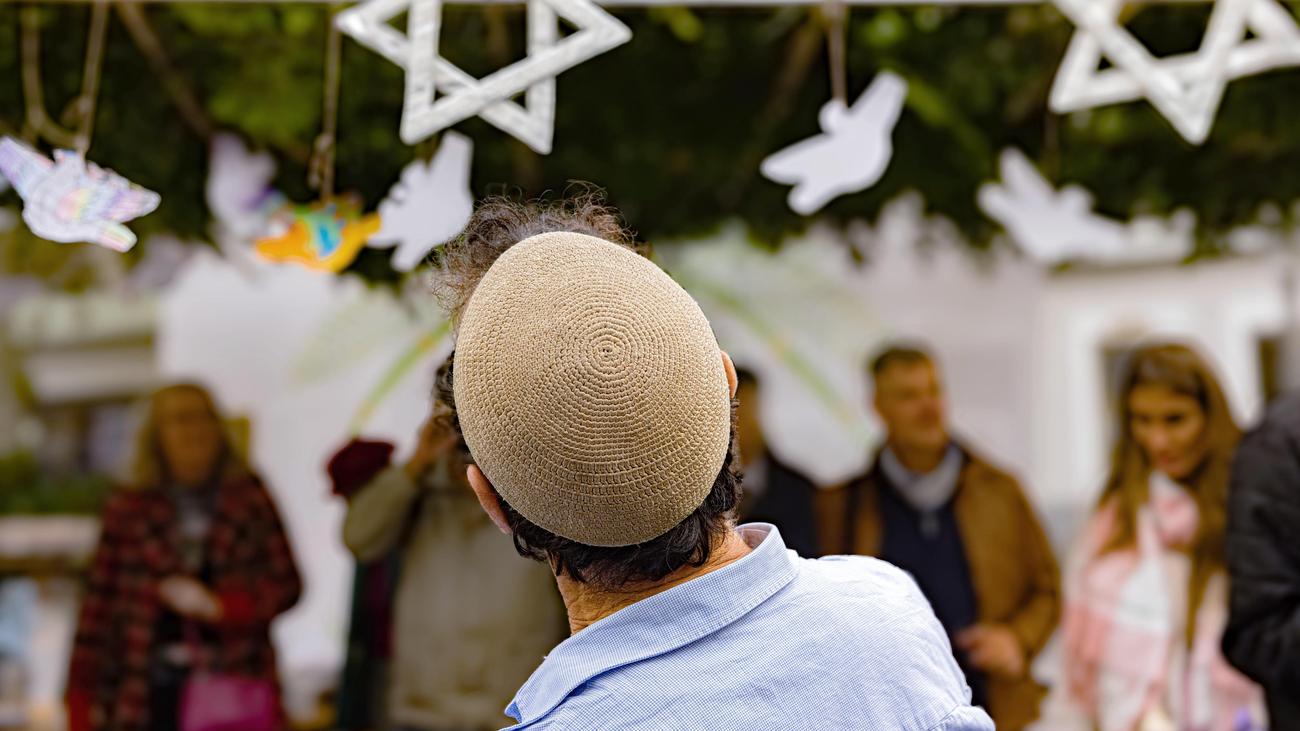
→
(434, 189, 643, 326)
(431, 191, 742, 590)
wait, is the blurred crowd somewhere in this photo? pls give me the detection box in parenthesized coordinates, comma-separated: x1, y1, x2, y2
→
(36, 197, 1297, 731)
(53, 336, 1300, 731)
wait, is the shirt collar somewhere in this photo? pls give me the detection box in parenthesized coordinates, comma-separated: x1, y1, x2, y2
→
(506, 523, 797, 725)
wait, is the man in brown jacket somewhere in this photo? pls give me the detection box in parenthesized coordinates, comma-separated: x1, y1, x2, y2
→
(817, 344, 1060, 731)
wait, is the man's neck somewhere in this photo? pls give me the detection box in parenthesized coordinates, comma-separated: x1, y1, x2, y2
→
(887, 441, 948, 475)
(556, 527, 753, 635)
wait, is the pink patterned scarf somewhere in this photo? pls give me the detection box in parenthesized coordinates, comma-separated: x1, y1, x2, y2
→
(1059, 472, 1265, 731)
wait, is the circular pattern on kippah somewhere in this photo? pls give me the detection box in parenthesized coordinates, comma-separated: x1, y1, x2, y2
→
(453, 231, 732, 547)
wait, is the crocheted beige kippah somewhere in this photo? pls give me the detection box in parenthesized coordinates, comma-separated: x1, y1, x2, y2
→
(453, 231, 731, 547)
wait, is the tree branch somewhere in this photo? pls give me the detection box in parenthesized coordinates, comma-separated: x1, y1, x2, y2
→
(720, 11, 823, 205)
(21, 4, 81, 149)
(114, 2, 216, 140)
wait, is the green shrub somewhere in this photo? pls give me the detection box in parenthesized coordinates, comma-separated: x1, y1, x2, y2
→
(0, 452, 112, 515)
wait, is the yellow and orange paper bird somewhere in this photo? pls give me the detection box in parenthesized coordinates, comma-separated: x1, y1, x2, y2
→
(254, 195, 381, 273)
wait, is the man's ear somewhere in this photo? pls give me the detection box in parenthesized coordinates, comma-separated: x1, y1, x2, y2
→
(721, 351, 738, 399)
(467, 465, 511, 535)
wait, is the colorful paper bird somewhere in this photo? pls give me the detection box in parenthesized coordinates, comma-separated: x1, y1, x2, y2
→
(0, 137, 160, 252)
(254, 196, 382, 273)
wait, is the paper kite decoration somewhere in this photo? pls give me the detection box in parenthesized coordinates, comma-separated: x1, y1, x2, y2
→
(369, 131, 474, 272)
(761, 72, 908, 215)
(254, 196, 382, 273)
(0, 137, 161, 252)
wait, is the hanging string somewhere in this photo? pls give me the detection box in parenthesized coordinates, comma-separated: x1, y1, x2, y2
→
(20, 1, 109, 154)
(823, 0, 848, 105)
(309, 6, 342, 199)
(21, 5, 78, 148)
(74, 0, 111, 155)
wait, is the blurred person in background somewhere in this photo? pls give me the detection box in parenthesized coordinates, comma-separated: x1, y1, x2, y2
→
(734, 368, 819, 557)
(67, 383, 302, 731)
(1046, 343, 1264, 731)
(341, 360, 566, 731)
(1222, 391, 1300, 727)
(328, 438, 400, 731)
(816, 344, 1060, 731)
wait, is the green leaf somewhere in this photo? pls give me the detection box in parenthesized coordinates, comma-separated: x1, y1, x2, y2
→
(861, 10, 910, 49)
(648, 7, 704, 44)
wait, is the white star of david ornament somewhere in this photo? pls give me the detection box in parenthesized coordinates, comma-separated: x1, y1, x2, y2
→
(1049, 0, 1300, 144)
(337, 0, 631, 153)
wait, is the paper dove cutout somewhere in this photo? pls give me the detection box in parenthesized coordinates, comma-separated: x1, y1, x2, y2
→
(255, 196, 382, 273)
(0, 137, 160, 252)
(979, 148, 1129, 265)
(369, 131, 474, 272)
(761, 72, 907, 215)
(206, 133, 287, 243)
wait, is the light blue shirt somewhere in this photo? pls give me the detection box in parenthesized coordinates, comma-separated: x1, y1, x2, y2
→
(504, 524, 995, 730)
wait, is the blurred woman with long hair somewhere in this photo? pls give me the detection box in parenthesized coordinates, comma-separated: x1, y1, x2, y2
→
(67, 383, 301, 731)
(1049, 343, 1264, 730)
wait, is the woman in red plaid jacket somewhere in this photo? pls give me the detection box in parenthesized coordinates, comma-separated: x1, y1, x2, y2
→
(67, 383, 302, 731)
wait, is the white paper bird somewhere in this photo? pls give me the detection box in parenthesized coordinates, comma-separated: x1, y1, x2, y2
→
(206, 133, 286, 243)
(979, 148, 1129, 265)
(761, 72, 908, 216)
(369, 131, 475, 272)
(0, 137, 160, 252)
